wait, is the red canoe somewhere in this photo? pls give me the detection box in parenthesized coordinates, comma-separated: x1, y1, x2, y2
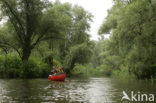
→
(48, 73, 66, 81)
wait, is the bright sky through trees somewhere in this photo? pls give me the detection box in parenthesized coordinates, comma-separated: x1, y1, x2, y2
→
(0, 0, 113, 40)
(51, 0, 113, 40)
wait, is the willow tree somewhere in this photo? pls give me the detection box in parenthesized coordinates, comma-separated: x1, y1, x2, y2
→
(98, 0, 156, 78)
(60, 6, 93, 73)
(0, 0, 70, 61)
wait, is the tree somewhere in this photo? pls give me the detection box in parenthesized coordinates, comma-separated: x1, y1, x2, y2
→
(0, 0, 71, 61)
(98, 0, 156, 79)
(59, 6, 93, 73)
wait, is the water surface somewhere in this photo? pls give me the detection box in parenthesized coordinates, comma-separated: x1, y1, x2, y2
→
(0, 77, 155, 103)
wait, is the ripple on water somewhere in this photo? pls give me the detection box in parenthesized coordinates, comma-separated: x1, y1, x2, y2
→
(0, 78, 156, 103)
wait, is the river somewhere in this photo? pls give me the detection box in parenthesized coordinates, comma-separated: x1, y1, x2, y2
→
(0, 77, 156, 103)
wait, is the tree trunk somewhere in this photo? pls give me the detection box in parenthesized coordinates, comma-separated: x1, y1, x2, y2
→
(68, 58, 76, 74)
(22, 46, 31, 62)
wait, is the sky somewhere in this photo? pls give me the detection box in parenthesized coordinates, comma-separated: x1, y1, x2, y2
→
(56, 0, 114, 40)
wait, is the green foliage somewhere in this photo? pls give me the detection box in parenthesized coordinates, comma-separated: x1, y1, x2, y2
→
(71, 64, 87, 76)
(63, 43, 93, 73)
(0, 0, 72, 61)
(98, 0, 124, 34)
(97, 0, 156, 79)
(71, 64, 101, 77)
(0, 0, 96, 78)
(96, 64, 112, 76)
(0, 56, 49, 78)
(0, 0, 97, 78)
(111, 65, 136, 79)
(0, 0, 155, 79)
(59, 5, 93, 74)
(69, 44, 92, 64)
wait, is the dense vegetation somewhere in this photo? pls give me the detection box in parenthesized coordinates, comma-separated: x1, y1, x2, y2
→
(0, 0, 155, 79)
(0, 0, 95, 78)
(0, 56, 49, 78)
(98, 0, 156, 79)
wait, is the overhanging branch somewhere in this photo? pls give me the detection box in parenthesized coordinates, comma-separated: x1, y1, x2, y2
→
(0, 41, 22, 59)
(31, 35, 64, 49)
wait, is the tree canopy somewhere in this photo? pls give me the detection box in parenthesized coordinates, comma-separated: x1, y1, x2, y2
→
(0, 0, 94, 76)
(0, 0, 71, 61)
(98, 0, 156, 79)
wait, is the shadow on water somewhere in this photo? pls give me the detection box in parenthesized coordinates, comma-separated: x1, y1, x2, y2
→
(0, 78, 156, 103)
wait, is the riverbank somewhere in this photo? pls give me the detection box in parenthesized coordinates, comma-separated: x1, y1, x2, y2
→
(0, 56, 101, 78)
(0, 56, 49, 78)
(0, 56, 156, 81)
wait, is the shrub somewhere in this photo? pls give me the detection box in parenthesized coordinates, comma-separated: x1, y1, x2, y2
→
(71, 63, 102, 77)
(0, 56, 49, 78)
(111, 65, 136, 79)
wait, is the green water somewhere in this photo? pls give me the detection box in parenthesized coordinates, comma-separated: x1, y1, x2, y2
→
(0, 77, 156, 103)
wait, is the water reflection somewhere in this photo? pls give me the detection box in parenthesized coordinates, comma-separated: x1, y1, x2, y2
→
(0, 78, 155, 103)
